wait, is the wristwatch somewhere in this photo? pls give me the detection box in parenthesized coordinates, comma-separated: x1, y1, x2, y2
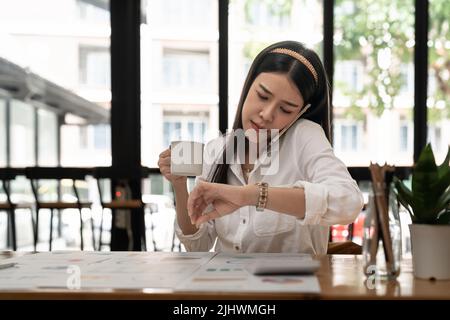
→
(255, 182, 268, 211)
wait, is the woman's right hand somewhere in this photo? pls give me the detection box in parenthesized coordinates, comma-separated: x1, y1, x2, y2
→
(158, 148, 187, 185)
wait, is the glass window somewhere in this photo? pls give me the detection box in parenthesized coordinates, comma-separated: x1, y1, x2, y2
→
(79, 46, 111, 88)
(162, 49, 211, 91)
(38, 108, 58, 166)
(163, 121, 181, 148)
(141, 1, 218, 251)
(163, 116, 208, 148)
(428, 0, 449, 163)
(334, 0, 414, 166)
(187, 121, 207, 143)
(0, 0, 111, 250)
(159, 0, 213, 28)
(93, 124, 111, 150)
(245, 0, 291, 28)
(399, 122, 412, 153)
(342, 124, 357, 151)
(0, 0, 111, 168)
(334, 60, 364, 93)
(77, 0, 109, 23)
(0, 99, 6, 166)
(333, 121, 362, 153)
(399, 63, 414, 94)
(229, 0, 323, 127)
(428, 125, 443, 154)
(10, 100, 35, 167)
(141, 0, 219, 169)
(61, 123, 111, 166)
(80, 126, 89, 149)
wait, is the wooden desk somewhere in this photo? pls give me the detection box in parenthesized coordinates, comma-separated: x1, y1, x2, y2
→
(0, 251, 449, 300)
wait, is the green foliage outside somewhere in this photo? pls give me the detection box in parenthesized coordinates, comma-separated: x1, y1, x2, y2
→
(428, 0, 450, 122)
(335, 0, 449, 120)
(239, 0, 449, 122)
(335, 0, 414, 118)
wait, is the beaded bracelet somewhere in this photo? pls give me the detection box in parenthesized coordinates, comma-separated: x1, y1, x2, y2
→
(255, 182, 268, 211)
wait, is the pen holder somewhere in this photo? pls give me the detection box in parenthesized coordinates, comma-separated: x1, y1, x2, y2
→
(362, 186, 402, 280)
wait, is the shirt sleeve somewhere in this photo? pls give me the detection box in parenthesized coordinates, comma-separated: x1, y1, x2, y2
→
(173, 138, 224, 251)
(288, 122, 364, 226)
(174, 219, 217, 252)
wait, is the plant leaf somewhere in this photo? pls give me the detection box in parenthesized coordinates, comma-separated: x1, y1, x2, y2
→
(393, 176, 415, 222)
(401, 144, 450, 224)
(437, 145, 450, 176)
(434, 188, 450, 215)
(412, 144, 439, 219)
(435, 145, 450, 195)
(436, 209, 450, 225)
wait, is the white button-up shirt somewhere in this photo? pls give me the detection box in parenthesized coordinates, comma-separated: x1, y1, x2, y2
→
(175, 119, 364, 254)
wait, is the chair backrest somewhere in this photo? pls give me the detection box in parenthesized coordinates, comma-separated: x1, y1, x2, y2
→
(0, 168, 26, 204)
(92, 166, 150, 180)
(25, 167, 92, 180)
(25, 167, 92, 204)
(0, 169, 16, 181)
(93, 166, 152, 185)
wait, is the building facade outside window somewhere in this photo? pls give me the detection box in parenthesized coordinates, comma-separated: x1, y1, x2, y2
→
(428, 0, 449, 163)
(37, 108, 58, 166)
(333, 121, 363, 153)
(334, 0, 415, 167)
(0, 0, 111, 250)
(162, 49, 211, 91)
(399, 121, 413, 153)
(10, 100, 35, 167)
(428, 125, 444, 154)
(141, 0, 218, 170)
(334, 60, 364, 93)
(0, 99, 6, 167)
(93, 124, 111, 150)
(79, 46, 111, 89)
(163, 121, 181, 148)
(245, 0, 291, 28)
(163, 116, 207, 148)
(160, 0, 213, 28)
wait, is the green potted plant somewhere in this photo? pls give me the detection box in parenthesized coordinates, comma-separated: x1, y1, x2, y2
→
(394, 144, 450, 280)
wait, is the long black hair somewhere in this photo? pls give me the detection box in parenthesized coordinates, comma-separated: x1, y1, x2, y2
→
(208, 40, 331, 184)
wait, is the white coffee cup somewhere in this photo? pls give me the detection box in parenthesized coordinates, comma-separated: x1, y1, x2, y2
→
(170, 140, 204, 176)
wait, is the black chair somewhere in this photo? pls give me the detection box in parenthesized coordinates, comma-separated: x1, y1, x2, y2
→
(25, 167, 94, 251)
(0, 168, 33, 251)
(93, 166, 157, 251)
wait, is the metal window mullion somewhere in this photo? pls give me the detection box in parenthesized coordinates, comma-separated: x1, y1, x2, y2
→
(414, 0, 428, 162)
(324, 0, 334, 145)
(218, 0, 229, 133)
(35, 107, 39, 166)
(6, 98, 11, 167)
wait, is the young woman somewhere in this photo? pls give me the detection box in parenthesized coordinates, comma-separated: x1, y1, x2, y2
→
(158, 41, 363, 254)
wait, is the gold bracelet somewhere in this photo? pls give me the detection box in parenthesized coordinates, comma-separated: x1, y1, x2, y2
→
(255, 182, 268, 211)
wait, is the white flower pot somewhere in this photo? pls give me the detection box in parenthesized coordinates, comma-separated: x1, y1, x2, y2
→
(409, 224, 450, 280)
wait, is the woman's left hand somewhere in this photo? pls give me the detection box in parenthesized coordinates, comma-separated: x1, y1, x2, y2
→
(187, 181, 251, 227)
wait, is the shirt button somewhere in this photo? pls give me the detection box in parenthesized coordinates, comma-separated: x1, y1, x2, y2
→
(235, 246, 240, 251)
(242, 219, 246, 224)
